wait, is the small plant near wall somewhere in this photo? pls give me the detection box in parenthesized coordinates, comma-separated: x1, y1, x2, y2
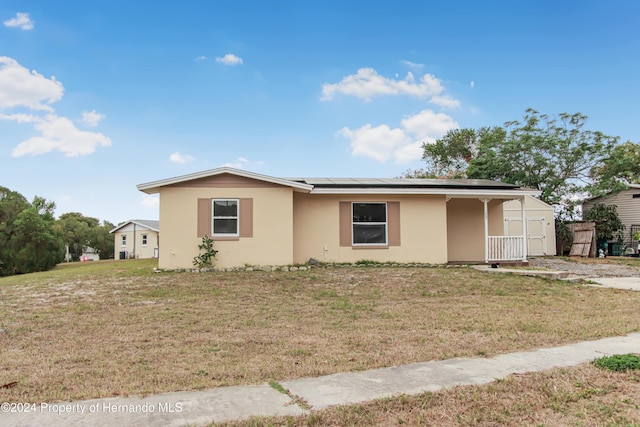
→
(192, 236, 218, 268)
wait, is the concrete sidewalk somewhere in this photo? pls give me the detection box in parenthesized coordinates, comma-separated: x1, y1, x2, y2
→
(5, 333, 640, 427)
(586, 277, 640, 291)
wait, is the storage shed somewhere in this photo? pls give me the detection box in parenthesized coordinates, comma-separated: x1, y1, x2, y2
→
(503, 196, 556, 256)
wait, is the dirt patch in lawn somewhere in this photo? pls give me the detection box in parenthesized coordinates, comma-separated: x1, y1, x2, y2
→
(2, 260, 640, 403)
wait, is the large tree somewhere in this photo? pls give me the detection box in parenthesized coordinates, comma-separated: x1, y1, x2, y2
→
(0, 188, 64, 276)
(421, 127, 506, 179)
(12, 197, 65, 273)
(589, 140, 640, 196)
(91, 220, 116, 259)
(421, 109, 619, 210)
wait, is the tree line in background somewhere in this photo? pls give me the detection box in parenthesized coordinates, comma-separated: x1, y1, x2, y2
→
(0, 186, 115, 277)
(408, 108, 640, 219)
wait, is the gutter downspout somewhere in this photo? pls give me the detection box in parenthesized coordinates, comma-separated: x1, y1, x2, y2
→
(481, 198, 490, 263)
(133, 223, 137, 259)
(520, 196, 528, 262)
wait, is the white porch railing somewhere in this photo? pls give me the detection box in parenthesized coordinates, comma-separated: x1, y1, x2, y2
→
(488, 236, 525, 261)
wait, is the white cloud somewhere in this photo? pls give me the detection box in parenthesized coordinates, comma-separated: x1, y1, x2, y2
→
(80, 110, 105, 127)
(0, 113, 41, 123)
(169, 151, 195, 164)
(400, 110, 459, 140)
(0, 57, 112, 157)
(194, 55, 206, 62)
(321, 68, 449, 102)
(339, 124, 412, 163)
(222, 156, 249, 169)
(470, 80, 475, 89)
(339, 109, 459, 164)
(215, 54, 243, 66)
(141, 194, 159, 208)
(401, 60, 423, 69)
(430, 94, 461, 109)
(4, 12, 34, 30)
(221, 157, 265, 169)
(11, 114, 112, 157)
(394, 141, 426, 164)
(0, 57, 64, 111)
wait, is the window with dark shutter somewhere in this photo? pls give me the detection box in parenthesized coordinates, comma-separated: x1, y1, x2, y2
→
(197, 198, 253, 239)
(339, 201, 400, 247)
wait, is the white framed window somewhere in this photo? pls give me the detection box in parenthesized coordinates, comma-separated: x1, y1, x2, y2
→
(212, 199, 239, 236)
(121, 235, 127, 247)
(352, 202, 387, 245)
(141, 234, 148, 246)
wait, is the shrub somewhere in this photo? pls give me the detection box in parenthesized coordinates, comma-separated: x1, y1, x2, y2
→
(192, 236, 218, 268)
(592, 354, 640, 372)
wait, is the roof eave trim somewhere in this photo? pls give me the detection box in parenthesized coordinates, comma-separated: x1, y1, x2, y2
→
(109, 220, 160, 234)
(137, 167, 313, 193)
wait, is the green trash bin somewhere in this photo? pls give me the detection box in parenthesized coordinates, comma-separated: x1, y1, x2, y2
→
(611, 243, 622, 256)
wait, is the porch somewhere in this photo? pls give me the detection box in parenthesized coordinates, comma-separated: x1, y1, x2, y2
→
(487, 235, 526, 262)
(447, 196, 530, 264)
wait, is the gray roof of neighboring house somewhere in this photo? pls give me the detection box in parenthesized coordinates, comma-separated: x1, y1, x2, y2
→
(582, 184, 640, 204)
(109, 219, 160, 234)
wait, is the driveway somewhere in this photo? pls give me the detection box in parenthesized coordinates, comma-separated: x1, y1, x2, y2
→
(528, 257, 640, 290)
(528, 257, 640, 278)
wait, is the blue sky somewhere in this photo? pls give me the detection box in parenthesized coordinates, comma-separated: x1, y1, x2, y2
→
(1, 1, 639, 224)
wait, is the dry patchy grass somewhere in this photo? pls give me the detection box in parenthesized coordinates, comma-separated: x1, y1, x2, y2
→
(1, 259, 640, 404)
(217, 364, 640, 426)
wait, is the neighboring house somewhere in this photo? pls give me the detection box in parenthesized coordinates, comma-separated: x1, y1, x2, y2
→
(80, 247, 100, 262)
(503, 196, 556, 256)
(65, 245, 100, 262)
(137, 167, 542, 270)
(110, 220, 160, 259)
(582, 184, 640, 248)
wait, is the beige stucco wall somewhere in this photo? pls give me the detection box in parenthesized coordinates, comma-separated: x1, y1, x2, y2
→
(113, 229, 159, 259)
(292, 193, 449, 265)
(446, 198, 505, 262)
(159, 186, 294, 269)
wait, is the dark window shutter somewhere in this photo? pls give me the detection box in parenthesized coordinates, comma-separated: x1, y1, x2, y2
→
(339, 201, 351, 246)
(388, 201, 400, 246)
(197, 199, 212, 237)
(239, 198, 253, 237)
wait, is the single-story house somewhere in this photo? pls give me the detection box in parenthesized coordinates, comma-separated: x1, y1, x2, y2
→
(503, 196, 556, 256)
(109, 219, 160, 259)
(65, 245, 100, 262)
(80, 247, 100, 262)
(137, 167, 542, 269)
(582, 184, 640, 249)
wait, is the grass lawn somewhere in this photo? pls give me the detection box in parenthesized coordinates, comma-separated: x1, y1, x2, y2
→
(2, 258, 640, 421)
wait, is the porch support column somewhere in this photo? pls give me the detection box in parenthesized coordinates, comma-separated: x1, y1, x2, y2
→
(480, 198, 491, 263)
(520, 196, 528, 262)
